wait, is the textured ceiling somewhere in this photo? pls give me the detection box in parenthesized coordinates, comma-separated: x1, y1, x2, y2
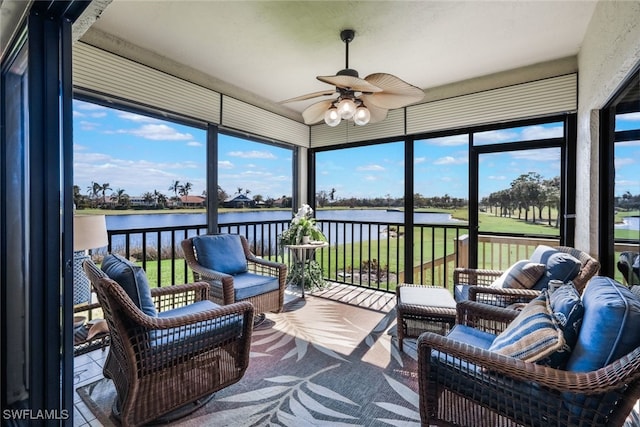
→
(84, 0, 597, 122)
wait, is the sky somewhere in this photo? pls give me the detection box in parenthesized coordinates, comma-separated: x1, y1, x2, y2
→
(74, 99, 640, 201)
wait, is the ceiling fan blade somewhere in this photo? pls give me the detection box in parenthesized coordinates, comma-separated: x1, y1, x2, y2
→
(302, 99, 334, 125)
(363, 73, 425, 109)
(280, 90, 336, 104)
(360, 98, 389, 124)
(317, 75, 383, 93)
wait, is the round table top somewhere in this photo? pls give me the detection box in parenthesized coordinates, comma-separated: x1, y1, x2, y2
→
(284, 241, 328, 249)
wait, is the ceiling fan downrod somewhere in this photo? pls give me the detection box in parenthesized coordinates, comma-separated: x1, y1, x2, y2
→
(338, 29, 358, 78)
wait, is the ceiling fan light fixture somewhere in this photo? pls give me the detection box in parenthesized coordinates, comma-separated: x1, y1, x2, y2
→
(337, 98, 357, 120)
(353, 105, 371, 126)
(324, 106, 342, 127)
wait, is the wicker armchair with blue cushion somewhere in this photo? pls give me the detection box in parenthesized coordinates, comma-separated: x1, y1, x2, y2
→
(181, 234, 287, 316)
(454, 245, 600, 308)
(418, 276, 640, 427)
(83, 255, 254, 427)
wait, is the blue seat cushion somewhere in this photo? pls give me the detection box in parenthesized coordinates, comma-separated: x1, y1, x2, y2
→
(529, 245, 582, 291)
(566, 276, 640, 372)
(233, 272, 280, 300)
(101, 253, 157, 317)
(447, 324, 496, 350)
(192, 234, 247, 275)
(149, 300, 244, 363)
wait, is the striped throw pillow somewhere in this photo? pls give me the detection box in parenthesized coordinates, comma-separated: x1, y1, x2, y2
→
(491, 260, 546, 289)
(488, 291, 564, 362)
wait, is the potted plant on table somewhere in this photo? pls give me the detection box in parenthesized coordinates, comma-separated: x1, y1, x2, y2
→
(279, 204, 326, 245)
(279, 204, 327, 290)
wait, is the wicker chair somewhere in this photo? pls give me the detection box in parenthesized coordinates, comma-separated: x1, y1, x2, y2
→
(181, 234, 287, 315)
(83, 259, 254, 427)
(418, 300, 640, 427)
(456, 245, 600, 307)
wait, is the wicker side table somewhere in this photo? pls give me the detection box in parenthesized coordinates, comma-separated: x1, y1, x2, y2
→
(396, 284, 457, 352)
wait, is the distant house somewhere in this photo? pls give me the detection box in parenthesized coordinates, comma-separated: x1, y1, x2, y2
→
(180, 195, 206, 208)
(223, 194, 254, 208)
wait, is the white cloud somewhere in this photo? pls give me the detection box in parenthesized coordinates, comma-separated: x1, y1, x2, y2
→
(187, 141, 203, 147)
(74, 151, 204, 196)
(615, 157, 635, 168)
(474, 130, 518, 144)
(521, 125, 563, 140)
(130, 124, 193, 140)
(617, 112, 640, 122)
(228, 150, 276, 159)
(617, 140, 640, 146)
(364, 175, 378, 181)
(423, 134, 468, 146)
(434, 156, 467, 165)
(510, 148, 559, 162)
(218, 160, 234, 169)
(415, 156, 427, 164)
(441, 176, 452, 182)
(79, 120, 101, 131)
(357, 164, 385, 171)
(117, 112, 160, 123)
(488, 175, 507, 180)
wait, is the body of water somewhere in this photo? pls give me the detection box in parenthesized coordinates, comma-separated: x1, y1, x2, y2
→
(105, 209, 461, 230)
(615, 216, 640, 231)
(103, 209, 464, 252)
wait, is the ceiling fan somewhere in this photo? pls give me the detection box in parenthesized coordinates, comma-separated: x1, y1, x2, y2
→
(281, 29, 425, 127)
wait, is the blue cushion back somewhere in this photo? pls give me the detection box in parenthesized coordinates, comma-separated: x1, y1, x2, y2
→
(529, 245, 582, 291)
(101, 253, 157, 317)
(192, 234, 247, 275)
(566, 276, 640, 372)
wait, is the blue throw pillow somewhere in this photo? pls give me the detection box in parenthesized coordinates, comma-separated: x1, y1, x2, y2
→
(529, 245, 582, 291)
(192, 234, 247, 275)
(101, 253, 157, 317)
(566, 276, 640, 372)
(536, 283, 584, 369)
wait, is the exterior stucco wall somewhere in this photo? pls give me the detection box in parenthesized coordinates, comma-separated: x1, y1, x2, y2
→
(575, 0, 640, 256)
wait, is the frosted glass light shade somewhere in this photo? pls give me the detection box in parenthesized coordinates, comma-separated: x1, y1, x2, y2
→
(353, 106, 371, 126)
(324, 107, 342, 127)
(337, 99, 356, 120)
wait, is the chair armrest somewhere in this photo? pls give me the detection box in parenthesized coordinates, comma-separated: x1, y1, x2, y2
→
(144, 300, 254, 330)
(246, 253, 286, 270)
(183, 261, 236, 304)
(245, 255, 288, 284)
(468, 285, 541, 307)
(454, 267, 503, 286)
(456, 300, 518, 334)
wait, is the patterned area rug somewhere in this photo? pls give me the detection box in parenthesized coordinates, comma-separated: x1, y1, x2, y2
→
(77, 295, 420, 426)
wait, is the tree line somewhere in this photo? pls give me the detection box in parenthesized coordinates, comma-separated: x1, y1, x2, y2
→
(480, 172, 561, 227)
(74, 181, 291, 210)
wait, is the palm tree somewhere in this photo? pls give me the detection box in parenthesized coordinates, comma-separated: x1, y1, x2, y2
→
(112, 188, 127, 206)
(99, 183, 111, 207)
(179, 182, 192, 197)
(168, 180, 180, 201)
(142, 192, 154, 206)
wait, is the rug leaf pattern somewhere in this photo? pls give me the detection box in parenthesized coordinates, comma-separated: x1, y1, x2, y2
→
(77, 295, 420, 426)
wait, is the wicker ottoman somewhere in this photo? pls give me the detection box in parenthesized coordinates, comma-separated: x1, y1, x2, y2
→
(396, 284, 457, 352)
